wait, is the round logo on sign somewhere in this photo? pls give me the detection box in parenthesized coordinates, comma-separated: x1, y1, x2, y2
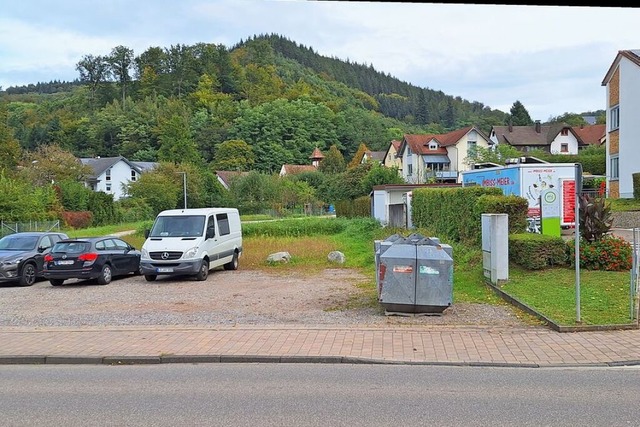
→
(543, 191, 556, 203)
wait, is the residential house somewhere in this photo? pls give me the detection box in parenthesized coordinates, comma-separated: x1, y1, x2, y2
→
(397, 126, 491, 184)
(361, 149, 385, 164)
(383, 139, 402, 171)
(489, 121, 607, 155)
(80, 156, 157, 200)
(279, 147, 324, 177)
(601, 49, 640, 199)
(215, 170, 249, 190)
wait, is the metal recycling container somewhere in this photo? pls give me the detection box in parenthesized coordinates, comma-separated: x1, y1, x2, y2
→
(375, 233, 453, 315)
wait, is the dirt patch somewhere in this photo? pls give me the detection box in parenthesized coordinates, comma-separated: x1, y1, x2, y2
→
(0, 268, 540, 328)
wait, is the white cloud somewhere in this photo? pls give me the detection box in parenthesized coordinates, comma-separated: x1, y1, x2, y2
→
(1, 1, 639, 119)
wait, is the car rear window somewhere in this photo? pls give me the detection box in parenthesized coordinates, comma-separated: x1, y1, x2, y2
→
(52, 242, 91, 254)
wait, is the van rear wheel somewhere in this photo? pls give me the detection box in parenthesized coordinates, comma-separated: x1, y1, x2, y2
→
(224, 252, 239, 271)
(195, 259, 209, 281)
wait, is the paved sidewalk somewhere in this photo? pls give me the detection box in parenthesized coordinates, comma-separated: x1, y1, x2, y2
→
(0, 325, 639, 367)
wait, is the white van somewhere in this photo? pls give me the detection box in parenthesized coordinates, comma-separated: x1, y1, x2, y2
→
(140, 208, 242, 282)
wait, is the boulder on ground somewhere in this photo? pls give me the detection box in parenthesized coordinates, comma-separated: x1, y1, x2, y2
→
(327, 251, 345, 264)
(267, 252, 291, 263)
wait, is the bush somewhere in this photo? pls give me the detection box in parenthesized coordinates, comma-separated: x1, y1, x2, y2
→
(567, 236, 633, 271)
(62, 211, 93, 229)
(509, 233, 568, 270)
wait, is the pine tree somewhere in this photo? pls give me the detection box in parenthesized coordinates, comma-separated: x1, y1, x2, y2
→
(509, 100, 534, 126)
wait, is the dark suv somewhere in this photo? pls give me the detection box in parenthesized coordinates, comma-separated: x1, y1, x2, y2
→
(0, 231, 69, 286)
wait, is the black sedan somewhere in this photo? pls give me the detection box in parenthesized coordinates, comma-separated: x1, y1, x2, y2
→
(0, 231, 69, 286)
(43, 236, 141, 286)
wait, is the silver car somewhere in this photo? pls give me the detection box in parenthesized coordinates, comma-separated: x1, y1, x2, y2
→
(0, 231, 69, 286)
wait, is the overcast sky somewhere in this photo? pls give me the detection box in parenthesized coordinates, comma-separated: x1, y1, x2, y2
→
(1, 1, 637, 121)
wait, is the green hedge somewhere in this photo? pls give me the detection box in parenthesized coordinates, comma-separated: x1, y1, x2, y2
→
(475, 194, 528, 235)
(509, 233, 568, 270)
(335, 196, 370, 218)
(411, 186, 502, 245)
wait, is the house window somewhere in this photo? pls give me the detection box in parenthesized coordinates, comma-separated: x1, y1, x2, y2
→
(610, 156, 619, 180)
(106, 184, 111, 191)
(560, 143, 568, 153)
(560, 129, 569, 136)
(106, 168, 111, 181)
(610, 105, 620, 131)
(131, 170, 137, 182)
(407, 164, 413, 176)
(467, 140, 477, 157)
(429, 142, 438, 150)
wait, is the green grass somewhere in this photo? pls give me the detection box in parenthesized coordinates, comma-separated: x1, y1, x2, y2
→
(502, 265, 635, 326)
(609, 198, 640, 212)
(67, 217, 638, 327)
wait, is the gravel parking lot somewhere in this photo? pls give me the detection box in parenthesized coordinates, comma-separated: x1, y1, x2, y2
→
(0, 268, 535, 328)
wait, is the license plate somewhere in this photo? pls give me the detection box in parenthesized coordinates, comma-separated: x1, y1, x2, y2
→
(56, 260, 74, 265)
(157, 267, 173, 273)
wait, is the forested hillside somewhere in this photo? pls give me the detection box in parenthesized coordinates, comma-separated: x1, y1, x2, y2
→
(1, 33, 510, 172)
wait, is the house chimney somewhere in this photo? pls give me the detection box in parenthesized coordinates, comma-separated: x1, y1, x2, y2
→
(535, 120, 541, 133)
(508, 121, 513, 132)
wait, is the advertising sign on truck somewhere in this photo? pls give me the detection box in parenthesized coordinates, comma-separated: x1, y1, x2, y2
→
(461, 162, 577, 227)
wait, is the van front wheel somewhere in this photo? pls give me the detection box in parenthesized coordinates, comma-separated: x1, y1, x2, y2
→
(195, 259, 209, 281)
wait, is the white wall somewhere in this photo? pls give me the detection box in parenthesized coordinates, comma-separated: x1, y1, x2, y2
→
(618, 58, 640, 198)
(549, 133, 579, 155)
(95, 160, 138, 201)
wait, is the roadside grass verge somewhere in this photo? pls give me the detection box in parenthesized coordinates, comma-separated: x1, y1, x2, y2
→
(501, 266, 634, 326)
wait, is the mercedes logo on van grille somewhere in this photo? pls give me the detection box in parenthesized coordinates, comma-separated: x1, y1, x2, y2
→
(161, 252, 170, 260)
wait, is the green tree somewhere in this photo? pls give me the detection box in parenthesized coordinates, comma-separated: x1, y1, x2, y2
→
(509, 100, 533, 126)
(548, 112, 587, 126)
(18, 144, 92, 186)
(318, 144, 346, 174)
(0, 103, 21, 172)
(415, 90, 428, 125)
(157, 115, 201, 165)
(212, 139, 255, 171)
(0, 171, 61, 220)
(125, 164, 180, 215)
(76, 54, 111, 105)
(465, 144, 522, 166)
(361, 163, 405, 193)
(348, 142, 368, 169)
(108, 46, 135, 107)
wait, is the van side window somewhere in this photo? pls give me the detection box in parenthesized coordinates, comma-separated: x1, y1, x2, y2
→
(217, 213, 230, 236)
(207, 215, 216, 237)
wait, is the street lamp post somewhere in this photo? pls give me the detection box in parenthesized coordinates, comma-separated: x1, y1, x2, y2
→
(177, 172, 187, 209)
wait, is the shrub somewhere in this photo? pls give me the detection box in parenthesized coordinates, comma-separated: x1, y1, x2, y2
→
(509, 233, 568, 270)
(62, 211, 93, 229)
(567, 236, 633, 271)
(579, 193, 613, 242)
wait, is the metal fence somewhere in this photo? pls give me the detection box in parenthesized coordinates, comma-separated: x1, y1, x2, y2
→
(0, 220, 61, 238)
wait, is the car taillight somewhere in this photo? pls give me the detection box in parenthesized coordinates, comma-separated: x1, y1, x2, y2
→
(78, 253, 98, 262)
(44, 254, 53, 262)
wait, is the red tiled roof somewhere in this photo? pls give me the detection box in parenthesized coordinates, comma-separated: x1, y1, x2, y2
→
(572, 124, 605, 145)
(309, 147, 324, 159)
(281, 165, 317, 175)
(402, 126, 475, 155)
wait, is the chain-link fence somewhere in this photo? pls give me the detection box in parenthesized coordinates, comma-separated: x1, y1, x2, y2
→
(0, 220, 61, 238)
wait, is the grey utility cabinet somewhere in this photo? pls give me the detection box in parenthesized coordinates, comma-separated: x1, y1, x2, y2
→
(375, 233, 453, 315)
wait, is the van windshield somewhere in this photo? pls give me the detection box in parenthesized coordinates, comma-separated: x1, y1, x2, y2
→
(149, 215, 206, 238)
